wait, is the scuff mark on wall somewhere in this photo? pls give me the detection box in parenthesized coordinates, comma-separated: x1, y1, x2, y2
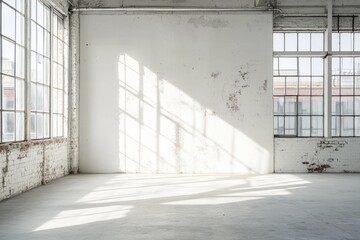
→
(188, 16, 229, 28)
(211, 72, 220, 79)
(262, 79, 268, 91)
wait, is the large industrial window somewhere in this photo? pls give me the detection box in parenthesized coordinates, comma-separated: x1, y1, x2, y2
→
(332, 33, 360, 136)
(1, 0, 25, 142)
(273, 32, 325, 137)
(0, 0, 67, 143)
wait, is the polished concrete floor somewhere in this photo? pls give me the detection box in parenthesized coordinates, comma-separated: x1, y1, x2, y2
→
(0, 174, 359, 240)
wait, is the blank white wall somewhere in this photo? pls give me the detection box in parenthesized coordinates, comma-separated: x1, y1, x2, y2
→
(79, 13, 273, 173)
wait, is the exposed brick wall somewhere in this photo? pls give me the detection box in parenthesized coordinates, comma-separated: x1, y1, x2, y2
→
(275, 138, 360, 173)
(0, 139, 69, 201)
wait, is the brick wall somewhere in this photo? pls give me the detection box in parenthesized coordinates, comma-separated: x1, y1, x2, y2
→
(275, 138, 360, 173)
(0, 139, 69, 201)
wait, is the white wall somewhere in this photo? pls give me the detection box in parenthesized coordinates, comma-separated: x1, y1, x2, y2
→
(79, 13, 273, 173)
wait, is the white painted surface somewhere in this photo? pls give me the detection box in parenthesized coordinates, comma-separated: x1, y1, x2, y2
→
(275, 138, 360, 173)
(79, 13, 273, 173)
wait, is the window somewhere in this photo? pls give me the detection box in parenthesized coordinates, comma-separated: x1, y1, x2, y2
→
(332, 33, 360, 136)
(1, 0, 25, 142)
(273, 33, 325, 137)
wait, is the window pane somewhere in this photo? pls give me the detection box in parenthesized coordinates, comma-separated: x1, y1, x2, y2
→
(52, 114, 58, 137)
(44, 6, 51, 30)
(274, 116, 284, 135)
(58, 90, 63, 114)
(285, 96, 297, 115)
(36, 114, 44, 138)
(31, 83, 36, 111)
(16, 0, 24, 13)
(37, 0, 44, 26)
(16, 112, 24, 141)
(31, 22, 37, 51)
(273, 33, 284, 51)
(274, 97, 285, 115)
(44, 58, 50, 84)
(53, 14, 58, 36)
(37, 26, 44, 55)
(311, 33, 323, 51)
(2, 76, 15, 110)
(37, 54, 44, 83)
(312, 58, 323, 76)
(355, 33, 360, 51)
(286, 77, 298, 95)
(311, 96, 323, 115)
(355, 58, 360, 75)
(30, 113, 36, 138)
(36, 85, 44, 111)
(31, 0, 36, 20)
(273, 77, 285, 95)
(340, 33, 353, 51)
(44, 31, 50, 57)
(44, 86, 50, 112)
(299, 58, 310, 76)
(355, 97, 360, 115)
(341, 96, 354, 115)
(285, 33, 297, 51)
(3, 112, 15, 142)
(2, 3, 16, 40)
(355, 117, 360, 136)
(53, 89, 58, 113)
(341, 58, 353, 75)
(53, 62, 58, 87)
(279, 58, 297, 75)
(356, 77, 360, 95)
(16, 79, 25, 110)
(332, 116, 340, 136)
(332, 57, 340, 75)
(16, 45, 25, 78)
(341, 117, 353, 136)
(341, 76, 354, 95)
(298, 96, 311, 115)
(332, 33, 340, 51)
(298, 116, 310, 136)
(311, 116, 323, 136)
(53, 37, 58, 62)
(31, 52, 36, 82)
(273, 58, 279, 76)
(312, 77, 323, 95)
(4, 0, 16, 8)
(299, 77, 311, 95)
(332, 96, 340, 115)
(298, 33, 310, 51)
(58, 66, 64, 89)
(58, 115, 63, 136)
(285, 116, 296, 135)
(2, 39, 15, 76)
(332, 76, 340, 95)
(58, 41, 64, 65)
(16, 13, 25, 46)
(44, 113, 50, 138)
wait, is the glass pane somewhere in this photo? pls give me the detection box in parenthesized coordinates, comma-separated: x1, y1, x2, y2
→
(341, 76, 354, 95)
(299, 58, 310, 76)
(31, 22, 37, 51)
(44, 6, 51, 30)
(285, 116, 296, 135)
(36, 85, 44, 111)
(298, 96, 311, 115)
(53, 37, 58, 62)
(355, 97, 360, 115)
(2, 3, 16, 40)
(16, 13, 25, 46)
(298, 116, 310, 136)
(2, 76, 15, 110)
(355, 117, 360, 136)
(44, 58, 50, 85)
(16, 79, 24, 110)
(31, 52, 36, 82)
(2, 112, 15, 142)
(52, 114, 58, 137)
(37, 54, 44, 83)
(58, 18, 64, 40)
(341, 58, 353, 75)
(31, 83, 36, 111)
(311, 96, 323, 115)
(311, 33, 323, 51)
(341, 116, 353, 136)
(273, 77, 285, 95)
(16, 45, 25, 78)
(355, 77, 360, 95)
(53, 88, 58, 113)
(16, 112, 24, 141)
(340, 33, 353, 51)
(355, 33, 360, 51)
(30, 113, 36, 139)
(53, 14, 58, 36)
(332, 33, 340, 51)
(16, 0, 24, 13)
(4, 0, 16, 8)
(298, 33, 310, 51)
(341, 96, 354, 115)
(58, 115, 63, 136)
(286, 77, 298, 95)
(274, 116, 284, 135)
(37, 26, 44, 55)
(58, 90, 63, 114)
(36, 114, 44, 138)
(312, 77, 323, 95)
(332, 57, 340, 75)
(355, 58, 360, 75)
(44, 31, 50, 57)
(58, 66, 64, 89)
(274, 97, 285, 115)
(53, 62, 58, 87)
(44, 86, 50, 112)
(273, 33, 284, 51)
(285, 33, 297, 51)
(285, 96, 297, 115)
(44, 113, 50, 138)
(299, 77, 311, 95)
(2, 39, 15, 75)
(312, 58, 323, 76)
(31, 0, 36, 20)
(279, 58, 297, 75)
(332, 76, 340, 95)
(37, 0, 44, 26)
(58, 40, 64, 65)
(332, 96, 340, 115)
(332, 116, 340, 136)
(311, 116, 323, 136)
(273, 58, 279, 76)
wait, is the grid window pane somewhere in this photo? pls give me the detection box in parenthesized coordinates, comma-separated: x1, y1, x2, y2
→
(299, 77, 311, 95)
(341, 96, 354, 115)
(311, 33, 323, 51)
(285, 116, 296, 135)
(279, 58, 297, 75)
(2, 76, 15, 110)
(3, 112, 15, 142)
(299, 58, 310, 76)
(2, 3, 16, 40)
(332, 33, 340, 51)
(274, 97, 284, 115)
(286, 77, 298, 95)
(311, 116, 323, 136)
(341, 117, 353, 136)
(298, 116, 310, 136)
(298, 96, 311, 115)
(332, 116, 340, 136)
(298, 33, 310, 51)
(2, 39, 15, 75)
(273, 77, 285, 95)
(285, 33, 297, 51)
(340, 33, 353, 51)
(274, 116, 284, 135)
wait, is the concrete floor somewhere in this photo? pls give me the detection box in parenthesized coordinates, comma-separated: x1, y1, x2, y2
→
(0, 174, 359, 240)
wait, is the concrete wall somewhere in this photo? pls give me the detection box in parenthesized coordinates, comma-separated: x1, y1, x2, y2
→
(275, 138, 360, 173)
(79, 13, 273, 173)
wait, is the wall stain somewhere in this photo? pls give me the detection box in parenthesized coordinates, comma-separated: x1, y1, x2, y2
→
(262, 79, 268, 91)
(188, 16, 229, 28)
(211, 72, 221, 79)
